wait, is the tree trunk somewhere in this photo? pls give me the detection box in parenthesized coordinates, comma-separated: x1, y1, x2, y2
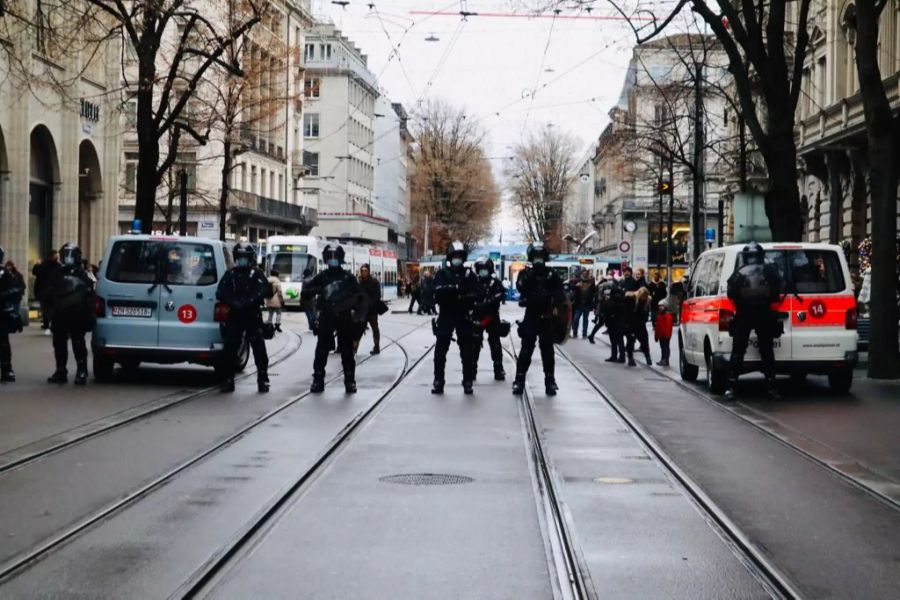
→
(855, 0, 900, 378)
(134, 56, 160, 234)
(763, 129, 804, 241)
(220, 140, 232, 242)
(692, 64, 704, 261)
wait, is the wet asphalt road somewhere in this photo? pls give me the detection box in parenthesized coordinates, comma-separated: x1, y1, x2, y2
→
(0, 308, 898, 598)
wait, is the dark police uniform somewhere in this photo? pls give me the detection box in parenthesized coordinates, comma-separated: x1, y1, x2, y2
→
(0, 247, 25, 382)
(432, 242, 478, 395)
(303, 245, 368, 394)
(513, 243, 566, 396)
(216, 243, 273, 393)
(725, 242, 782, 400)
(46, 243, 95, 385)
(600, 284, 628, 362)
(470, 258, 507, 381)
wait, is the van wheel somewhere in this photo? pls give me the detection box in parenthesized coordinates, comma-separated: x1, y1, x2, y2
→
(93, 355, 115, 382)
(679, 338, 699, 382)
(705, 349, 727, 395)
(828, 368, 853, 394)
(236, 334, 251, 372)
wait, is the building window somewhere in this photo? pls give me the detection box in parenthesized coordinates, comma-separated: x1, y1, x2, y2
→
(176, 154, 197, 192)
(303, 151, 319, 176)
(125, 99, 138, 128)
(270, 172, 275, 199)
(304, 113, 320, 137)
(304, 43, 315, 62)
(278, 174, 283, 200)
(124, 153, 139, 195)
(320, 43, 332, 60)
(251, 166, 257, 194)
(261, 168, 267, 196)
(304, 78, 321, 98)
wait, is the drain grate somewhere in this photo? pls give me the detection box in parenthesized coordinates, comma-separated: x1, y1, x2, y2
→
(379, 473, 474, 486)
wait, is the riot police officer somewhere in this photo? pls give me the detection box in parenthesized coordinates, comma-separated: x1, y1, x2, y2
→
(512, 242, 566, 396)
(725, 241, 782, 400)
(432, 241, 478, 395)
(216, 242, 273, 393)
(302, 245, 368, 394)
(46, 243, 95, 385)
(0, 247, 25, 382)
(470, 256, 507, 382)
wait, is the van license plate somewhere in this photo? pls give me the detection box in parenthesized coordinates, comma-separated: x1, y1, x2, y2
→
(111, 306, 152, 318)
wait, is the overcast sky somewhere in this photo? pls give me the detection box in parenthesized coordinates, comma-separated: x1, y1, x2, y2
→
(311, 0, 640, 243)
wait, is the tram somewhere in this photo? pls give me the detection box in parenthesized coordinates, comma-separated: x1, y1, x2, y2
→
(266, 235, 398, 307)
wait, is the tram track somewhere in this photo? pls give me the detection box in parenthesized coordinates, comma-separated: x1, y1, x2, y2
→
(175, 337, 435, 598)
(504, 338, 595, 600)
(0, 328, 303, 476)
(555, 345, 802, 600)
(589, 335, 900, 512)
(0, 322, 431, 585)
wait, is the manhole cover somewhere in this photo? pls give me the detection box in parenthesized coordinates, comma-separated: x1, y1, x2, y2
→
(379, 473, 474, 486)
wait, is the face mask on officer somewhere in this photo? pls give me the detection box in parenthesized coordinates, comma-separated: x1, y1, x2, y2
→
(327, 258, 340, 268)
(236, 257, 251, 268)
(478, 268, 490, 278)
(532, 258, 545, 267)
(451, 257, 464, 268)
(63, 254, 76, 266)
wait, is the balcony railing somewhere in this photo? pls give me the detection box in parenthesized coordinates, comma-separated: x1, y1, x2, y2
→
(230, 190, 318, 228)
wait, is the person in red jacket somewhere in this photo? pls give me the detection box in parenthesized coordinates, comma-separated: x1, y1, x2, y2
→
(655, 301, 674, 367)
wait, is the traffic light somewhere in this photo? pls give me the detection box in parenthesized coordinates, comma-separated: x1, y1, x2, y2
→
(658, 180, 673, 195)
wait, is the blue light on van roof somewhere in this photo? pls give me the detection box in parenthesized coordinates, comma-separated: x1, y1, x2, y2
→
(131, 219, 142, 234)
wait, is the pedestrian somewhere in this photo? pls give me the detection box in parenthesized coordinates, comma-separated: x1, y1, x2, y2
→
(357, 263, 384, 355)
(624, 287, 652, 367)
(619, 266, 639, 292)
(648, 272, 667, 329)
(431, 241, 478, 395)
(216, 242, 273, 393)
(303, 245, 368, 394)
(83, 260, 97, 284)
(571, 269, 597, 339)
(586, 281, 608, 344)
(421, 270, 437, 315)
(602, 284, 627, 362)
(512, 242, 566, 397)
(32, 250, 60, 335)
(724, 242, 782, 401)
(470, 256, 507, 381)
(654, 301, 674, 367)
(407, 275, 421, 314)
(266, 269, 284, 332)
(669, 274, 688, 324)
(0, 251, 26, 383)
(46, 243, 95, 385)
(301, 268, 318, 333)
(634, 268, 648, 290)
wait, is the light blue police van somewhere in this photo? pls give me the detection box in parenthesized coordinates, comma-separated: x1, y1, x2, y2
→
(91, 234, 249, 380)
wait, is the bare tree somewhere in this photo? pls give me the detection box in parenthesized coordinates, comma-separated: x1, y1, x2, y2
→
(850, 0, 899, 378)
(506, 125, 579, 249)
(86, 0, 263, 233)
(410, 99, 501, 251)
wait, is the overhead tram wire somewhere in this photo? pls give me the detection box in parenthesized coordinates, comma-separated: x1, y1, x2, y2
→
(524, 1, 562, 130)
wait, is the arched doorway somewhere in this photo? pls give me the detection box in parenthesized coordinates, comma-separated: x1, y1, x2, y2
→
(29, 125, 60, 276)
(78, 140, 102, 261)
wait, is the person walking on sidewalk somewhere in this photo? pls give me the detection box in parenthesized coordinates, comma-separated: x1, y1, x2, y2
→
(266, 269, 285, 332)
(32, 250, 60, 335)
(624, 287, 652, 367)
(407, 275, 421, 314)
(46, 243, 95, 385)
(571, 269, 597, 339)
(654, 301, 674, 367)
(587, 280, 610, 344)
(0, 250, 25, 383)
(357, 264, 384, 355)
(420, 270, 437, 315)
(648, 272, 667, 330)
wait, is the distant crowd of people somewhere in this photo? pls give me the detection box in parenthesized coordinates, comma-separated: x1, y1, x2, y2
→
(564, 266, 689, 368)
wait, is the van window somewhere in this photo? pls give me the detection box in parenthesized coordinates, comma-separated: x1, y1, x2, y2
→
(691, 257, 711, 297)
(790, 250, 845, 294)
(106, 241, 160, 283)
(699, 254, 724, 297)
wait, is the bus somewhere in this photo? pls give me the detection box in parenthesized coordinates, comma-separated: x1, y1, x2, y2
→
(266, 236, 398, 307)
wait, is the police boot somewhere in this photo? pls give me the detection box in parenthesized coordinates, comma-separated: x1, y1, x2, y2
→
(604, 354, 617, 362)
(512, 374, 526, 396)
(220, 377, 236, 393)
(724, 379, 737, 401)
(47, 369, 67, 384)
(545, 376, 558, 396)
(493, 363, 506, 381)
(345, 369, 357, 394)
(463, 379, 474, 395)
(258, 373, 270, 393)
(1, 365, 14, 383)
(431, 379, 444, 394)
(371, 344, 380, 355)
(74, 363, 88, 386)
(310, 372, 325, 394)
(766, 377, 780, 401)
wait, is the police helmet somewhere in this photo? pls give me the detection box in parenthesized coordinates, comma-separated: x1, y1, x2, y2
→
(474, 256, 494, 278)
(232, 241, 256, 267)
(447, 240, 467, 268)
(526, 242, 550, 264)
(741, 241, 765, 265)
(59, 242, 83, 267)
(322, 244, 345, 267)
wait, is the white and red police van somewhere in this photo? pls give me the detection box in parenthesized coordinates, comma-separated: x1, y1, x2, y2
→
(678, 243, 858, 394)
